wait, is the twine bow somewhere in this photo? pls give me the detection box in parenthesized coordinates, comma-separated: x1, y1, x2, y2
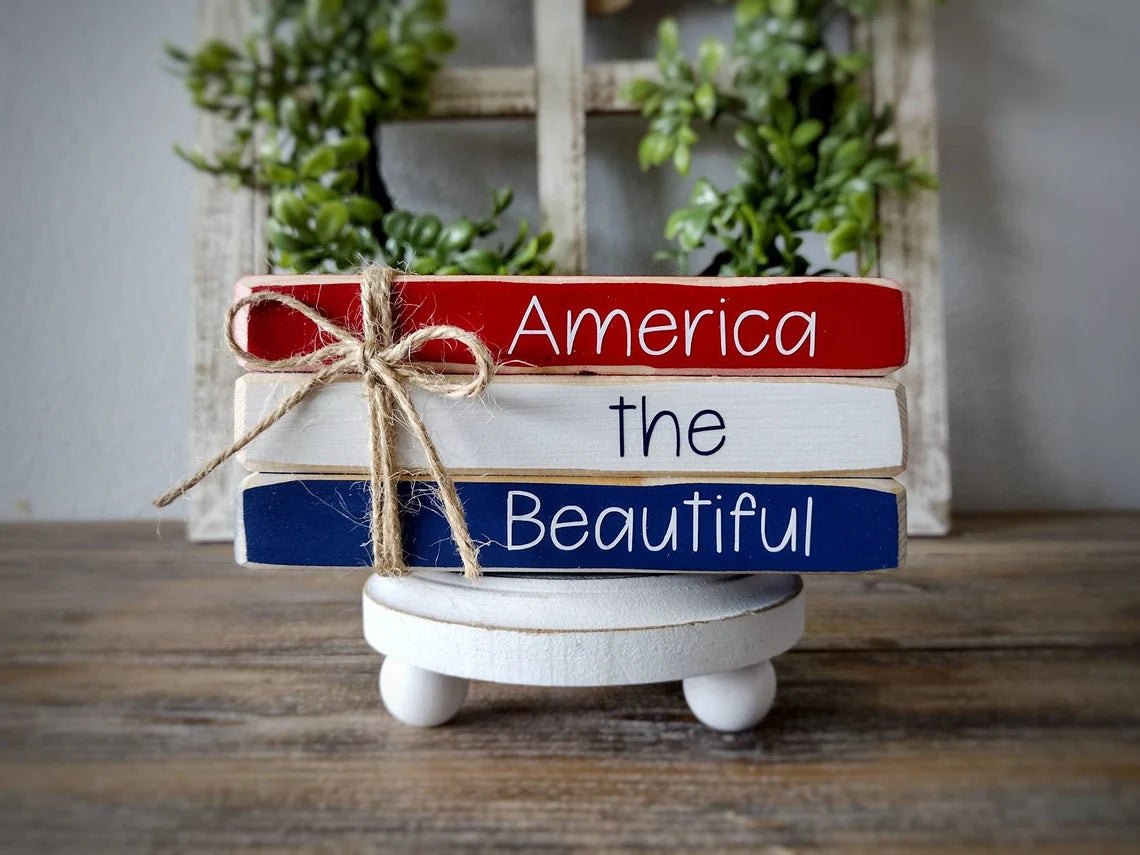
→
(154, 265, 495, 580)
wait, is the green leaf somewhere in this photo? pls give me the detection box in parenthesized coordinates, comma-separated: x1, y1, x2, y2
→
(316, 201, 349, 243)
(334, 135, 371, 165)
(299, 145, 337, 178)
(673, 142, 691, 176)
(694, 82, 717, 120)
(348, 85, 381, 116)
(698, 39, 726, 79)
(371, 63, 404, 98)
(300, 180, 338, 204)
(836, 51, 871, 74)
(389, 44, 425, 76)
(509, 237, 540, 269)
(455, 249, 499, 275)
(327, 169, 358, 193)
(910, 168, 940, 190)
(772, 100, 796, 134)
(261, 162, 297, 183)
(623, 78, 658, 104)
(791, 119, 824, 148)
(850, 191, 875, 225)
(271, 192, 309, 230)
(438, 218, 476, 251)
(826, 220, 862, 258)
(279, 96, 305, 134)
(771, 0, 798, 19)
(267, 221, 310, 253)
(735, 0, 766, 27)
(411, 214, 442, 247)
(638, 133, 674, 170)
(409, 255, 440, 274)
(834, 139, 868, 170)
(322, 92, 351, 126)
(690, 178, 720, 208)
(491, 187, 514, 214)
(665, 207, 711, 252)
(368, 28, 390, 53)
(344, 196, 385, 223)
(657, 19, 680, 53)
(306, 0, 343, 31)
(382, 210, 413, 241)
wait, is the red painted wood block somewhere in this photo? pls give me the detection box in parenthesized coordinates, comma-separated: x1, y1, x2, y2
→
(234, 275, 909, 376)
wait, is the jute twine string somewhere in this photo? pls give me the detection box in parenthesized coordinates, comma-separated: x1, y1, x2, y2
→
(154, 265, 495, 580)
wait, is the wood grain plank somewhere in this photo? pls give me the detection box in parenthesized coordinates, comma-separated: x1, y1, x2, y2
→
(187, 0, 267, 542)
(0, 650, 1135, 852)
(0, 516, 1136, 659)
(0, 516, 1137, 850)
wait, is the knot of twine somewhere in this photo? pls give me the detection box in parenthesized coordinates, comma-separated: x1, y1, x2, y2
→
(154, 265, 495, 580)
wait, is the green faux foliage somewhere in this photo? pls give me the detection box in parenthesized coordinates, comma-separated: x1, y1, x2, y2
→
(627, 0, 938, 276)
(168, 0, 554, 275)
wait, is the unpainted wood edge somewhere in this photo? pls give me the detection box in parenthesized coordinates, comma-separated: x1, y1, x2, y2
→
(897, 484, 908, 566)
(241, 471, 907, 492)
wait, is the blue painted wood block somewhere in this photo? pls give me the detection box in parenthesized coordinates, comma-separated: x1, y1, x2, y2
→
(237, 475, 905, 573)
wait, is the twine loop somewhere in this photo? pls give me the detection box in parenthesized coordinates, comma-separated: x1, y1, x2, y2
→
(154, 265, 494, 580)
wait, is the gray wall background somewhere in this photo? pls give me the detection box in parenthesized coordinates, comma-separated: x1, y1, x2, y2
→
(1, 0, 1137, 520)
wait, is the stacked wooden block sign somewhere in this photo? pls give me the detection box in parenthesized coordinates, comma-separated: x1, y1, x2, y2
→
(230, 273, 909, 731)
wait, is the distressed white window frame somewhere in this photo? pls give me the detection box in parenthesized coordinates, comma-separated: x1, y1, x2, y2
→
(187, 0, 948, 540)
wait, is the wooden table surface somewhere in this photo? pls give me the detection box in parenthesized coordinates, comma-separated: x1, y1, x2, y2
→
(1, 514, 1137, 853)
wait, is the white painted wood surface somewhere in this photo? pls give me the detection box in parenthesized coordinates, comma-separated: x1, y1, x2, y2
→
(190, 0, 949, 539)
(188, 0, 267, 541)
(362, 571, 804, 686)
(860, 0, 951, 534)
(236, 374, 907, 476)
(426, 60, 654, 118)
(534, 0, 586, 273)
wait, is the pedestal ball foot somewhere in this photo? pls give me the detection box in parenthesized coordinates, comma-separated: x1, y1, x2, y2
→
(378, 657, 469, 727)
(682, 660, 778, 732)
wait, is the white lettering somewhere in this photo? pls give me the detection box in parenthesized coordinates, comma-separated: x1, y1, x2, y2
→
(566, 308, 632, 356)
(683, 309, 714, 356)
(733, 309, 770, 357)
(730, 493, 756, 553)
(550, 505, 589, 551)
(760, 507, 797, 553)
(804, 497, 813, 557)
(509, 295, 560, 355)
(776, 311, 817, 357)
(682, 490, 712, 552)
(595, 506, 634, 551)
(641, 507, 678, 552)
(638, 309, 678, 356)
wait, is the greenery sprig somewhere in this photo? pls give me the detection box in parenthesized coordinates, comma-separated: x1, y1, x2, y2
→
(167, 0, 554, 275)
(627, 0, 936, 276)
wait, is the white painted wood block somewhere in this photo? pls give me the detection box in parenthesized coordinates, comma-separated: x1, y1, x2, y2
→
(235, 375, 907, 477)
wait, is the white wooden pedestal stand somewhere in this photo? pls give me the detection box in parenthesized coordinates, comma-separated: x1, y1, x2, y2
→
(362, 573, 805, 732)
